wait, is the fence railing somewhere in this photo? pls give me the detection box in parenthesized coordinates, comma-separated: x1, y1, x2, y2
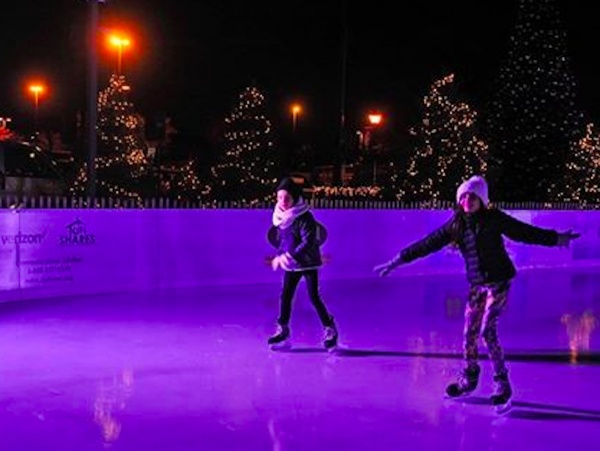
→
(1, 194, 599, 210)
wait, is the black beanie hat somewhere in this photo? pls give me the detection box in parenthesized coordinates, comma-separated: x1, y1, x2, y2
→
(275, 177, 302, 202)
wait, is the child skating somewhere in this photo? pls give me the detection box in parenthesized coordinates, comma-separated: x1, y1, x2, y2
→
(268, 177, 338, 351)
(374, 175, 580, 412)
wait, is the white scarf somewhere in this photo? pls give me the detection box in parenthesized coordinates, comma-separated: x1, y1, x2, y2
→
(272, 197, 309, 229)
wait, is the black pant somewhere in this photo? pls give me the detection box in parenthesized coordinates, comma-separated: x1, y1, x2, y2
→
(277, 269, 333, 327)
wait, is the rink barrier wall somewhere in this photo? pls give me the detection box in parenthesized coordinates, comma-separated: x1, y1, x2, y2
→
(1, 208, 599, 302)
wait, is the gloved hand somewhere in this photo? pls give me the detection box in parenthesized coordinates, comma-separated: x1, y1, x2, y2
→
(272, 253, 296, 271)
(557, 229, 581, 248)
(373, 257, 401, 277)
(271, 255, 282, 271)
(280, 253, 293, 268)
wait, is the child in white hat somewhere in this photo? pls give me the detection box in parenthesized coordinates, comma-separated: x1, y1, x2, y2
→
(374, 175, 580, 410)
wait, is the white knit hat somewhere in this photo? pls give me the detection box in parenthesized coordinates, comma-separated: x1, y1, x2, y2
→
(456, 175, 489, 206)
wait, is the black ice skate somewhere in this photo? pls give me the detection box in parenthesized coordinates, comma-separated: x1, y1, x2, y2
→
(268, 324, 290, 350)
(445, 365, 480, 398)
(323, 322, 338, 352)
(491, 372, 512, 414)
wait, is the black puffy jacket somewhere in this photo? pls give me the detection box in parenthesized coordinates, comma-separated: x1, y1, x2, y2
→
(396, 208, 559, 284)
(276, 211, 323, 270)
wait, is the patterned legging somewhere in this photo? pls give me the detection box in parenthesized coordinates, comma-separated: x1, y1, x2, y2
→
(463, 281, 511, 375)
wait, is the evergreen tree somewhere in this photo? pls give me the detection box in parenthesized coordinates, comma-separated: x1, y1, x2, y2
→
(163, 159, 209, 202)
(560, 123, 600, 203)
(208, 84, 279, 204)
(71, 74, 151, 203)
(483, 0, 584, 201)
(397, 74, 488, 202)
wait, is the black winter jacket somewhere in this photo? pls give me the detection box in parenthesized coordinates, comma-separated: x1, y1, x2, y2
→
(277, 211, 323, 270)
(396, 208, 559, 284)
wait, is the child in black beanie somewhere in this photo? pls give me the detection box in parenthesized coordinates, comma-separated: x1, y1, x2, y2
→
(268, 177, 338, 351)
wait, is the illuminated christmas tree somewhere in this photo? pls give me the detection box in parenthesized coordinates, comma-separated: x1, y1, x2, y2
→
(483, 0, 584, 201)
(70, 74, 150, 203)
(208, 84, 279, 204)
(559, 123, 600, 203)
(397, 74, 488, 202)
(161, 159, 210, 202)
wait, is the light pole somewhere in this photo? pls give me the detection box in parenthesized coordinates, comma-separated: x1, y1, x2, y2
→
(28, 84, 45, 132)
(366, 112, 383, 185)
(367, 113, 382, 127)
(86, 0, 108, 200)
(109, 35, 131, 75)
(336, 0, 349, 186)
(290, 103, 302, 134)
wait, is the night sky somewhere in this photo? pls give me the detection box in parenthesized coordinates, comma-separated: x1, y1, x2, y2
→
(1, 0, 599, 149)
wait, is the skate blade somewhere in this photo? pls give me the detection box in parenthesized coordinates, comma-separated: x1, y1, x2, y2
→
(269, 341, 292, 351)
(494, 400, 512, 415)
(443, 391, 473, 400)
(324, 340, 341, 353)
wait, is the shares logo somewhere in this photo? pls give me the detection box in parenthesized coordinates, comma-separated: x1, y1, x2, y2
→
(59, 218, 96, 246)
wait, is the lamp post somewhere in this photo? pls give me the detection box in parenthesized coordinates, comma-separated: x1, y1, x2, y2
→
(86, 0, 109, 199)
(28, 84, 45, 132)
(109, 35, 131, 75)
(366, 112, 383, 185)
(291, 103, 302, 134)
(367, 113, 382, 127)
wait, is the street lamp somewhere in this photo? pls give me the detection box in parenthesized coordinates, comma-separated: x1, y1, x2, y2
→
(290, 103, 302, 134)
(368, 113, 382, 126)
(365, 112, 383, 185)
(108, 34, 131, 75)
(28, 83, 45, 132)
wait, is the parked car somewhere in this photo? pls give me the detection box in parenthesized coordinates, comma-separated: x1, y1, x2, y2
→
(0, 139, 68, 197)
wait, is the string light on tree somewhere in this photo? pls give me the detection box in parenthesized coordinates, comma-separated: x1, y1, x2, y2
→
(177, 160, 208, 200)
(70, 74, 150, 205)
(483, 0, 584, 202)
(558, 123, 600, 203)
(311, 185, 382, 198)
(208, 84, 279, 204)
(396, 74, 488, 202)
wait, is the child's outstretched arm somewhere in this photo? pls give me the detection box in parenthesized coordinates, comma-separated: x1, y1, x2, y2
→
(497, 209, 580, 247)
(374, 219, 454, 277)
(556, 229, 581, 248)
